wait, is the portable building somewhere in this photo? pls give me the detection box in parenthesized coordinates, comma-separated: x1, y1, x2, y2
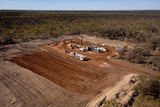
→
(93, 47, 100, 52)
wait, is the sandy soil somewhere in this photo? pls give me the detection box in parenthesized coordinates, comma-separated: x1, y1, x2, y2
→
(86, 74, 139, 107)
(0, 35, 160, 107)
(0, 60, 90, 107)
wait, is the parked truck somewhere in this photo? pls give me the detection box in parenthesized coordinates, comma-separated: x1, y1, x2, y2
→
(69, 52, 87, 61)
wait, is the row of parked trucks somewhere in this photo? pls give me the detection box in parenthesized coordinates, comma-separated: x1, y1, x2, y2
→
(68, 44, 107, 53)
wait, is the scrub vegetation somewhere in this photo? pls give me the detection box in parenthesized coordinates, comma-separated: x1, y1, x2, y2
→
(131, 76, 160, 107)
(1, 11, 160, 44)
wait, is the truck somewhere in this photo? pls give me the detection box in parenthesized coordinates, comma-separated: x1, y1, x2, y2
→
(69, 52, 87, 61)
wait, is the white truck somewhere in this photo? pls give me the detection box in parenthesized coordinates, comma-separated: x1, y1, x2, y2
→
(69, 52, 87, 61)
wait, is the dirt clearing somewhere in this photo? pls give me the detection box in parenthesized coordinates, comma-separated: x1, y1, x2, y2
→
(10, 38, 118, 94)
(10, 50, 109, 94)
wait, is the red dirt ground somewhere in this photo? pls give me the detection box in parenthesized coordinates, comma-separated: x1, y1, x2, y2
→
(10, 38, 160, 94)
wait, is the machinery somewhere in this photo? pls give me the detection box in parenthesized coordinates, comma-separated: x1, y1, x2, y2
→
(69, 52, 87, 61)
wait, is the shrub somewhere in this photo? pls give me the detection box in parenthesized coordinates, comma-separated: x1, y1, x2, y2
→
(102, 99, 125, 107)
(126, 48, 150, 64)
(149, 36, 160, 50)
(132, 94, 160, 107)
(132, 76, 160, 107)
(135, 77, 160, 99)
(153, 47, 160, 56)
(149, 56, 160, 71)
(16, 33, 23, 37)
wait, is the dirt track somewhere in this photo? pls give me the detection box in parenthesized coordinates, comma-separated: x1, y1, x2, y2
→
(1, 35, 160, 107)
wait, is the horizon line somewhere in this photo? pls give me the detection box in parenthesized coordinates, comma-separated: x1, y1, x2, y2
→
(0, 9, 160, 11)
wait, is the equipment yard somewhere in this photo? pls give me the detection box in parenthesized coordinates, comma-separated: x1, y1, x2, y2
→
(10, 38, 117, 94)
(0, 35, 160, 107)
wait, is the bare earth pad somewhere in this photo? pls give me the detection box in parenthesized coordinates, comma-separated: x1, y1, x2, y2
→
(10, 49, 109, 94)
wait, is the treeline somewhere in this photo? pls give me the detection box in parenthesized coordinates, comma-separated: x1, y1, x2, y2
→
(0, 11, 160, 45)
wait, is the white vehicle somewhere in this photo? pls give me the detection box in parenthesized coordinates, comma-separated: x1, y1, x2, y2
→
(69, 52, 87, 61)
(99, 47, 106, 51)
(69, 52, 75, 56)
(79, 47, 86, 52)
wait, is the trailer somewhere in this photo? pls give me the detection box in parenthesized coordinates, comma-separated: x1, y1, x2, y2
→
(69, 52, 87, 61)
